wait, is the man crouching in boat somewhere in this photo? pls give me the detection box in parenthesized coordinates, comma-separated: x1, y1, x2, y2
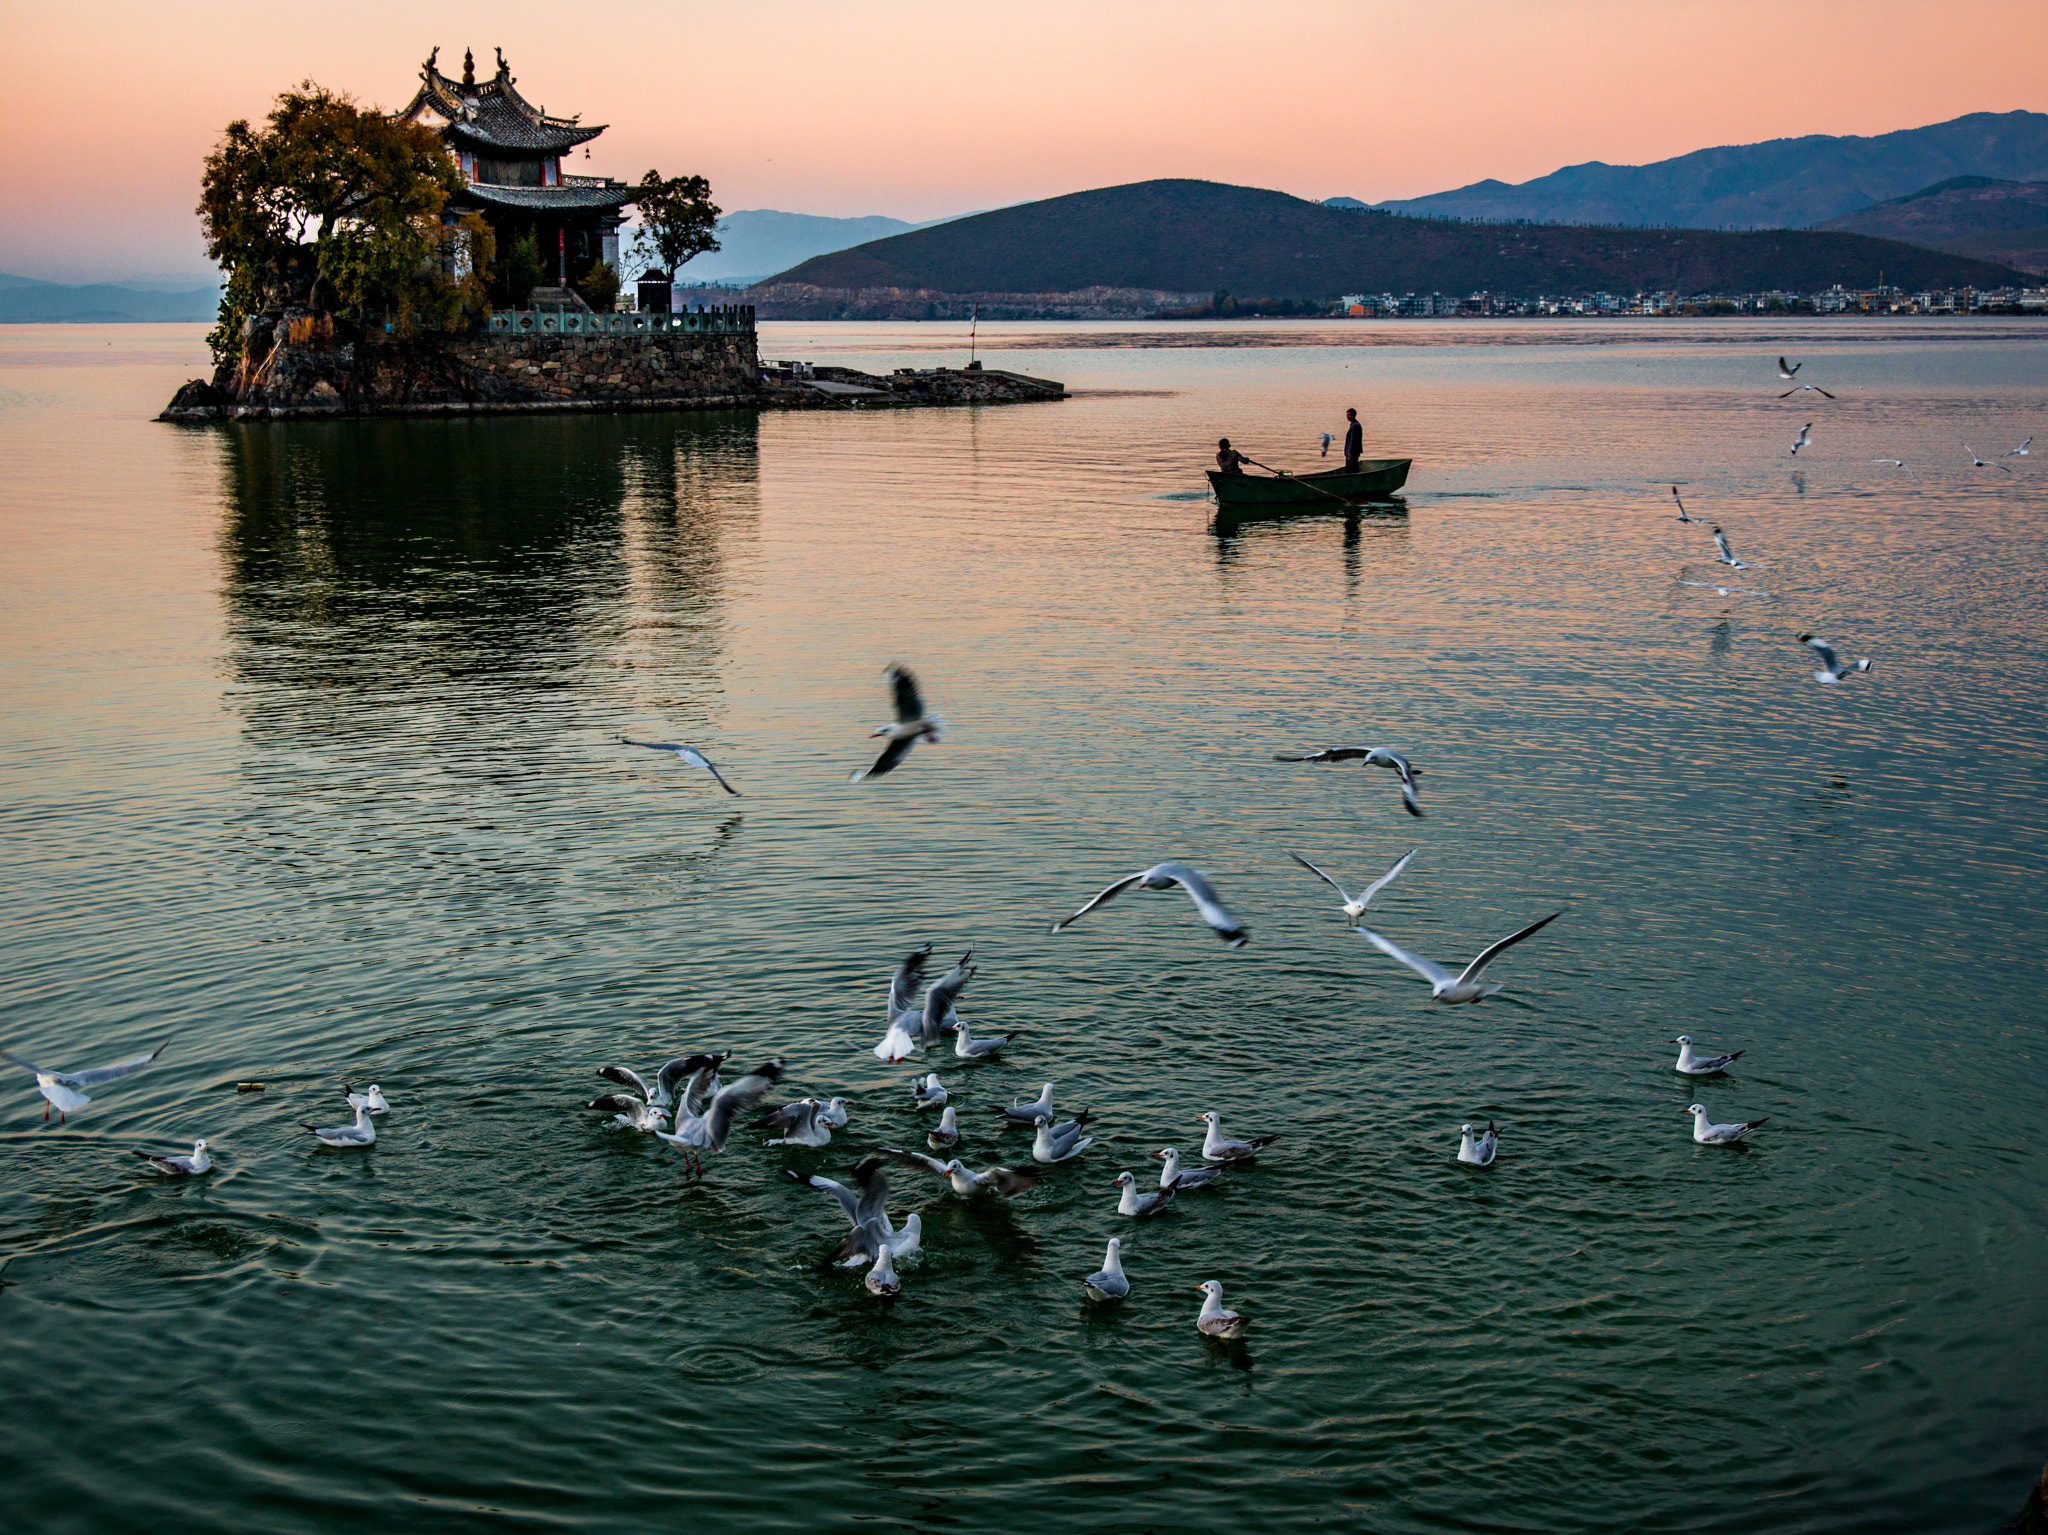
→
(1216, 438, 1251, 474)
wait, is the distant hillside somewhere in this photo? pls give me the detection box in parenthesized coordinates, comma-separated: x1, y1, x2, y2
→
(0, 272, 219, 323)
(1372, 110, 2048, 229)
(1815, 176, 2048, 240)
(1934, 224, 2048, 275)
(673, 208, 970, 285)
(758, 179, 2027, 312)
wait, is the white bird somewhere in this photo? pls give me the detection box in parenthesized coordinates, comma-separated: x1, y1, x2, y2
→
(850, 664, 942, 781)
(1710, 525, 1748, 569)
(1671, 485, 1693, 522)
(1154, 1146, 1224, 1189)
(2006, 437, 2032, 458)
(911, 1073, 947, 1109)
(1687, 1103, 1767, 1145)
(618, 736, 739, 795)
(1798, 632, 1873, 684)
(947, 1015, 1021, 1058)
(1672, 1035, 1744, 1075)
(1274, 746, 1424, 818)
(1790, 422, 1812, 455)
(1084, 1237, 1129, 1302)
(990, 1084, 1055, 1125)
(1677, 581, 1772, 598)
(586, 1092, 669, 1132)
(926, 1104, 960, 1150)
(1776, 356, 1801, 380)
(877, 1146, 1040, 1198)
(1030, 1110, 1097, 1164)
(655, 1058, 786, 1173)
(917, 952, 975, 1051)
(1196, 1110, 1279, 1163)
(1319, 431, 1335, 457)
(3, 1038, 171, 1123)
(1356, 911, 1562, 1003)
(1195, 1279, 1249, 1339)
(1051, 862, 1249, 947)
(132, 1139, 212, 1176)
(1966, 445, 2014, 474)
(1113, 1170, 1176, 1218)
(1456, 1121, 1498, 1166)
(787, 1157, 922, 1267)
(754, 1096, 846, 1148)
(1779, 382, 1835, 399)
(872, 945, 969, 1062)
(1870, 459, 1920, 481)
(303, 1103, 376, 1148)
(865, 1243, 902, 1297)
(345, 1084, 391, 1115)
(1287, 847, 1416, 927)
(597, 1052, 726, 1111)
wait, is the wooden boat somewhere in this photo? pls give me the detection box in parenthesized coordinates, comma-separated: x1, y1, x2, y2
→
(1206, 458, 1410, 507)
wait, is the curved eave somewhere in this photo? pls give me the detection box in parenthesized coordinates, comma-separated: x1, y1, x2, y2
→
(457, 184, 635, 212)
(446, 120, 605, 154)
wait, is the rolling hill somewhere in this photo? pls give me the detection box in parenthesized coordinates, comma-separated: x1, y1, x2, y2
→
(756, 179, 2028, 314)
(0, 272, 220, 323)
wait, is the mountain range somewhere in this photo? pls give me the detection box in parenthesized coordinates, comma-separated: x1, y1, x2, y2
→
(674, 208, 965, 286)
(1816, 176, 2048, 274)
(0, 272, 220, 323)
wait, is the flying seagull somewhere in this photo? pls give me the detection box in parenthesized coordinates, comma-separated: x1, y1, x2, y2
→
(132, 1139, 212, 1176)
(1319, 431, 1335, 457)
(598, 1053, 724, 1111)
(1051, 862, 1248, 947)
(1196, 1110, 1279, 1163)
(875, 1146, 1040, 1198)
(1776, 357, 1801, 379)
(850, 664, 943, 781)
(1798, 633, 1873, 684)
(655, 1057, 786, 1173)
(1870, 459, 1920, 482)
(1790, 423, 1812, 455)
(1456, 1122, 1498, 1166)
(1965, 446, 2014, 474)
(1671, 485, 1693, 522)
(1686, 1103, 1766, 1145)
(618, 736, 739, 796)
(1195, 1280, 1249, 1339)
(1273, 746, 1424, 817)
(3, 1038, 172, 1123)
(786, 1157, 921, 1268)
(2006, 437, 2032, 458)
(1084, 1237, 1130, 1302)
(1672, 1035, 1743, 1075)
(1287, 847, 1416, 928)
(917, 952, 975, 1051)
(1356, 911, 1562, 1002)
(1710, 525, 1748, 569)
(1779, 382, 1835, 399)
(1677, 581, 1772, 598)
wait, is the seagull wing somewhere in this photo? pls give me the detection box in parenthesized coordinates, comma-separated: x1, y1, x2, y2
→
(1360, 849, 1418, 906)
(982, 1164, 1040, 1197)
(703, 1059, 786, 1150)
(786, 1169, 860, 1224)
(1456, 911, 1563, 986)
(920, 953, 975, 1047)
(848, 1156, 891, 1228)
(681, 1063, 722, 1118)
(1802, 635, 1842, 672)
(1156, 864, 1249, 946)
(586, 1093, 649, 1115)
(672, 745, 740, 796)
(1274, 747, 1369, 762)
(1286, 850, 1352, 904)
(1051, 873, 1144, 933)
(597, 1064, 652, 1099)
(1812, 386, 1835, 399)
(887, 664, 925, 722)
(874, 1146, 956, 1180)
(656, 1054, 721, 1104)
(1356, 927, 1457, 987)
(27, 1039, 173, 1089)
(887, 943, 934, 1019)
(852, 735, 917, 782)
(753, 1100, 806, 1132)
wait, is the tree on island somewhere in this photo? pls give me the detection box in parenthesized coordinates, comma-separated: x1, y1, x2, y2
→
(629, 171, 722, 280)
(198, 81, 493, 367)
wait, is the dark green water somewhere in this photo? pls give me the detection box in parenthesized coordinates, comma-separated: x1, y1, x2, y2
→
(2, 320, 2045, 1533)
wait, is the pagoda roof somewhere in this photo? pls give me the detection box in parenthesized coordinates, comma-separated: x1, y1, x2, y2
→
(459, 182, 636, 213)
(400, 46, 604, 154)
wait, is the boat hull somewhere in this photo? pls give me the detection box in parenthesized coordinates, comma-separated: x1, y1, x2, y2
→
(1206, 459, 1411, 506)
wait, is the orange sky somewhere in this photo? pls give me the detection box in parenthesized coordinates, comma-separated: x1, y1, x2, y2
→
(3, 0, 2043, 281)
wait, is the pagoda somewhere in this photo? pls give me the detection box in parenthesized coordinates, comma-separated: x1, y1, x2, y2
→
(398, 46, 634, 303)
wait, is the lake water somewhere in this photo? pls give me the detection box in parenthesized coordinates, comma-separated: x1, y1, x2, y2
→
(2, 318, 2045, 1534)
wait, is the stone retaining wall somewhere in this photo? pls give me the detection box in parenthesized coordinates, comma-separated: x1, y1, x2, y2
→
(454, 329, 758, 405)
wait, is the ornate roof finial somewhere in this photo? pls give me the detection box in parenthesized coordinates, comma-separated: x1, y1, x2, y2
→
(461, 48, 475, 88)
(423, 44, 440, 80)
(494, 46, 511, 81)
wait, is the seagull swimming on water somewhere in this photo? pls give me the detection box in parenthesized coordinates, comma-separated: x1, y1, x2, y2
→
(1710, 525, 1749, 569)
(1798, 633, 1873, 684)
(946, 1015, 1020, 1058)
(865, 1244, 902, 1297)
(1154, 1147, 1225, 1189)
(1790, 422, 1812, 455)
(1965, 446, 2014, 474)
(1030, 1110, 1097, 1164)
(991, 1084, 1055, 1124)
(1051, 862, 1249, 947)
(618, 736, 740, 795)
(850, 664, 942, 781)
(3, 1038, 172, 1123)
(1273, 746, 1424, 817)
(911, 1073, 947, 1109)
(345, 1085, 391, 1115)
(586, 1092, 669, 1132)
(1287, 847, 1416, 928)
(1084, 1237, 1130, 1302)
(1196, 1110, 1279, 1163)
(1456, 1122, 1498, 1166)
(303, 1102, 376, 1148)
(1687, 1103, 1767, 1145)
(1356, 911, 1562, 1002)
(786, 1157, 922, 1267)
(754, 1096, 847, 1147)
(132, 1139, 212, 1176)
(1672, 1035, 1744, 1075)
(1195, 1280, 1249, 1339)
(926, 1104, 960, 1150)
(1113, 1170, 1176, 1218)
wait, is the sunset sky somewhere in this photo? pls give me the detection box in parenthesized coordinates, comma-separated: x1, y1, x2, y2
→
(3, 0, 2043, 282)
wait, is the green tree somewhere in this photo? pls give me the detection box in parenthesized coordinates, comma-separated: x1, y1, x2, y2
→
(628, 171, 721, 279)
(577, 258, 621, 313)
(500, 229, 542, 310)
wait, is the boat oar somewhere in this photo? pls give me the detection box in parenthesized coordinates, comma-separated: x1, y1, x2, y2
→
(1237, 456, 1361, 508)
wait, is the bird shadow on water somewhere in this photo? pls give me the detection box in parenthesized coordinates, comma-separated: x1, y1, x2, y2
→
(1786, 778, 1856, 846)
(1202, 1336, 1256, 1376)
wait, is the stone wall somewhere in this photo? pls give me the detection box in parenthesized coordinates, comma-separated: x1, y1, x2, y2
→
(453, 329, 759, 407)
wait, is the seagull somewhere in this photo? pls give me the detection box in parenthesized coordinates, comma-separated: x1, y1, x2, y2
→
(132, 1139, 212, 1176)
(1196, 1110, 1279, 1163)
(1457, 1122, 1498, 1166)
(598, 1053, 726, 1111)
(917, 952, 975, 1051)
(911, 1073, 947, 1109)
(1710, 525, 1749, 569)
(2006, 437, 2032, 458)
(1869, 459, 1920, 481)
(1154, 1147, 1224, 1190)
(302, 1102, 376, 1148)
(1779, 382, 1835, 399)
(1776, 356, 1801, 379)
(946, 1015, 1021, 1058)
(3, 1038, 172, 1123)
(1030, 1110, 1097, 1164)
(876, 1146, 1040, 1198)
(1356, 911, 1562, 1003)
(865, 1244, 902, 1297)
(654, 1058, 786, 1173)
(1319, 431, 1335, 457)
(874, 944, 935, 1063)
(1798, 633, 1873, 684)
(1671, 485, 1693, 522)
(1672, 1035, 1744, 1075)
(1083, 1237, 1130, 1302)
(1051, 862, 1249, 947)
(1790, 422, 1812, 455)
(850, 664, 942, 781)
(1687, 1103, 1766, 1145)
(754, 1096, 846, 1148)
(1273, 746, 1424, 818)
(586, 1093, 669, 1132)
(1287, 847, 1416, 928)
(345, 1085, 391, 1115)
(1677, 581, 1772, 598)
(990, 1084, 1055, 1125)
(618, 736, 739, 796)
(1113, 1170, 1176, 1218)
(787, 1157, 921, 1267)
(1195, 1280, 1249, 1339)
(1965, 446, 2014, 474)
(926, 1105, 960, 1150)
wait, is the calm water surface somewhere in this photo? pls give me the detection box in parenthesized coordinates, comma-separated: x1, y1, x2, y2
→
(2, 319, 2045, 1533)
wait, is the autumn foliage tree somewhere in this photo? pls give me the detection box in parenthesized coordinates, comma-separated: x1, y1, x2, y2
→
(629, 171, 722, 280)
(199, 82, 492, 364)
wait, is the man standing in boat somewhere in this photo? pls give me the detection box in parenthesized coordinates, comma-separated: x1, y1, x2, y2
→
(1342, 407, 1362, 473)
(1216, 437, 1251, 475)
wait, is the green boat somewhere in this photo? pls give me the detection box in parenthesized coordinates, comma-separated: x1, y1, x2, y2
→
(1206, 458, 1411, 507)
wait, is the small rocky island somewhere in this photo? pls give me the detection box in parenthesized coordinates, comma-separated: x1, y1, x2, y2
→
(163, 48, 1061, 423)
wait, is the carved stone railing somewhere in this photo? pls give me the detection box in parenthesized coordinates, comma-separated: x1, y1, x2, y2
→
(484, 306, 755, 336)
